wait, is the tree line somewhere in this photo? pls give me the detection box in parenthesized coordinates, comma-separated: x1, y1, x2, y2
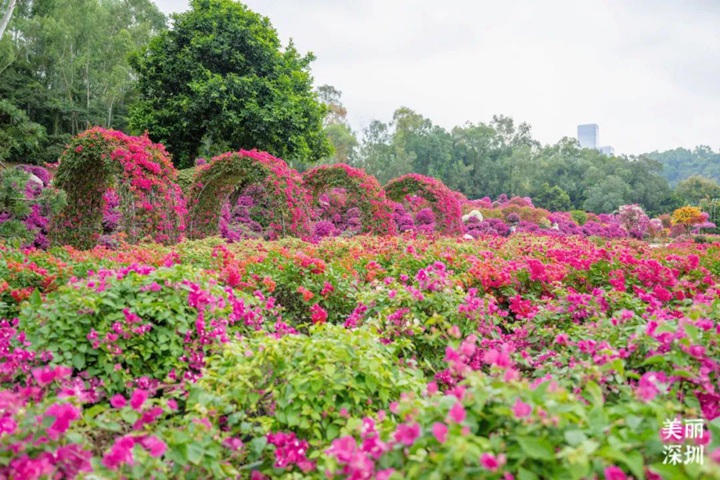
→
(1, 0, 719, 215)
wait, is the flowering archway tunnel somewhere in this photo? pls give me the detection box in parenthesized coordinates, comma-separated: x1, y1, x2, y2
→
(185, 150, 312, 241)
(51, 127, 186, 249)
(384, 174, 464, 235)
(301, 164, 397, 238)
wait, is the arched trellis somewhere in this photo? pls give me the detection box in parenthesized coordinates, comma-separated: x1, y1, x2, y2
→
(302, 164, 397, 236)
(186, 150, 312, 240)
(384, 173, 464, 235)
(51, 127, 186, 249)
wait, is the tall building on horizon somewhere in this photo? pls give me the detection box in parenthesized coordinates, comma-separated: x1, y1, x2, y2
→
(577, 124, 599, 149)
(577, 123, 614, 156)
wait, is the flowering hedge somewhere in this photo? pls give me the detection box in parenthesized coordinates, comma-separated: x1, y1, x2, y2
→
(186, 150, 312, 240)
(384, 174, 463, 235)
(302, 164, 397, 237)
(50, 127, 186, 249)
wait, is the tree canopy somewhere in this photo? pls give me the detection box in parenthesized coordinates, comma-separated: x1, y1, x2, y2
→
(129, 0, 330, 168)
(0, 0, 166, 163)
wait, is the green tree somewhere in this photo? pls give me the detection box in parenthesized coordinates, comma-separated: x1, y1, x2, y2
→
(0, 99, 46, 163)
(130, 0, 330, 168)
(0, 0, 165, 162)
(355, 120, 414, 185)
(675, 175, 720, 205)
(583, 175, 628, 214)
(534, 183, 571, 211)
(312, 85, 358, 167)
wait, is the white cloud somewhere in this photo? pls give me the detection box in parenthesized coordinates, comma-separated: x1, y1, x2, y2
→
(153, 0, 720, 155)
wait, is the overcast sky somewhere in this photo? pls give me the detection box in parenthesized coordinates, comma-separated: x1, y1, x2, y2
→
(153, 0, 720, 155)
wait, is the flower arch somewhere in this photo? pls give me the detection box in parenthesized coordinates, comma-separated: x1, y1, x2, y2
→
(51, 127, 186, 249)
(302, 164, 397, 236)
(384, 173, 463, 235)
(186, 150, 312, 240)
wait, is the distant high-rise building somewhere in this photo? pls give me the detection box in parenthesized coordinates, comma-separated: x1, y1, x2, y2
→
(577, 124, 599, 149)
(577, 124, 614, 156)
(598, 146, 615, 156)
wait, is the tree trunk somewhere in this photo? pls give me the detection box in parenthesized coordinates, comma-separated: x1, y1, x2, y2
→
(0, 0, 18, 40)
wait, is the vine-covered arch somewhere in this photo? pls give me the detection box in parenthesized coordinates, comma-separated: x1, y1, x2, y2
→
(186, 150, 312, 240)
(384, 173, 463, 235)
(302, 164, 397, 236)
(51, 127, 186, 249)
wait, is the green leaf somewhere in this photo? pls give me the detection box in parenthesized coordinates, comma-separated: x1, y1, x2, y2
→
(517, 436, 555, 460)
(583, 381, 604, 406)
(29, 289, 42, 307)
(564, 430, 588, 447)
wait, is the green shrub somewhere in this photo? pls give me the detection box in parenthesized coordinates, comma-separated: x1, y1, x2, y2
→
(0, 99, 47, 164)
(570, 209, 588, 226)
(176, 166, 197, 195)
(194, 324, 424, 444)
(20, 264, 242, 393)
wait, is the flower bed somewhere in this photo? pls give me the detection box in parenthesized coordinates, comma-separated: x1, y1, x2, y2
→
(1, 235, 720, 478)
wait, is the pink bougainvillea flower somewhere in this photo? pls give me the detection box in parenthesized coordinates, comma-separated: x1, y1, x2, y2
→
(432, 422, 448, 444)
(0, 417, 17, 436)
(140, 435, 167, 457)
(512, 398, 532, 418)
(394, 423, 421, 446)
(604, 465, 627, 480)
(377, 469, 396, 480)
(223, 437, 244, 451)
(45, 403, 81, 439)
(710, 447, 720, 464)
(110, 394, 126, 409)
(31, 366, 72, 386)
(102, 435, 136, 470)
(448, 401, 466, 424)
(480, 453, 500, 471)
(636, 371, 667, 402)
(130, 389, 148, 411)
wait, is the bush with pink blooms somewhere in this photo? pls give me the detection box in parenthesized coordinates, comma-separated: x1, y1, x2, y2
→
(0, 165, 65, 249)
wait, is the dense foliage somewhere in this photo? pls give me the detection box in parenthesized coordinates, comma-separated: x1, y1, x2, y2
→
(647, 147, 720, 186)
(0, 0, 166, 163)
(129, 0, 330, 168)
